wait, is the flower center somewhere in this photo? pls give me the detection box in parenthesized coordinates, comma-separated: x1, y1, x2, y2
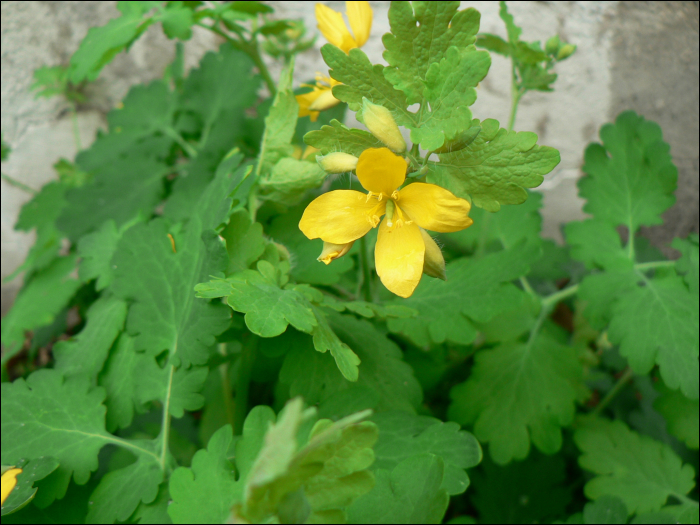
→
(365, 190, 411, 229)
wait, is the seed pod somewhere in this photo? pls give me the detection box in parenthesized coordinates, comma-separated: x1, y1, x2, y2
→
(433, 126, 482, 155)
(362, 98, 406, 153)
(317, 152, 359, 173)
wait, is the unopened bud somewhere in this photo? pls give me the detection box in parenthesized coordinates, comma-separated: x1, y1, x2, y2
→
(317, 152, 358, 173)
(309, 90, 340, 112)
(557, 44, 576, 61)
(433, 126, 481, 155)
(545, 35, 561, 56)
(420, 229, 446, 280)
(317, 241, 354, 265)
(362, 98, 406, 153)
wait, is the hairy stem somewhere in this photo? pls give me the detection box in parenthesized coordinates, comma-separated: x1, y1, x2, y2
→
(218, 343, 235, 430)
(159, 362, 175, 470)
(71, 104, 82, 151)
(507, 63, 522, 132)
(2, 173, 36, 194)
(164, 127, 198, 158)
(234, 335, 257, 435)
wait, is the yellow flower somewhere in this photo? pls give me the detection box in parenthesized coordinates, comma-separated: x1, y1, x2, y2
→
(296, 74, 341, 122)
(1, 467, 22, 505)
(299, 148, 473, 298)
(316, 1, 373, 54)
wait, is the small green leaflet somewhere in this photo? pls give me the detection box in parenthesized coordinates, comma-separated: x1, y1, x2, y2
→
(322, 45, 411, 127)
(582, 496, 629, 525)
(387, 243, 540, 347)
(259, 157, 326, 205)
(1, 255, 80, 364)
(221, 209, 266, 274)
(565, 219, 628, 270)
(429, 119, 559, 211)
(574, 417, 697, 515)
(654, 381, 699, 449)
(370, 411, 482, 495)
(69, 13, 153, 83)
(304, 119, 383, 157)
(85, 455, 162, 524)
(579, 268, 699, 399)
(347, 454, 449, 524)
(53, 295, 127, 380)
(578, 111, 677, 233)
(1, 370, 112, 506)
(409, 46, 491, 151)
(673, 234, 699, 294)
(0, 457, 60, 517)
(159, 4, 194, 40)
(449, 330, 588, 464)
(77, 220, 134, 291)
(382, 2, 481, 104)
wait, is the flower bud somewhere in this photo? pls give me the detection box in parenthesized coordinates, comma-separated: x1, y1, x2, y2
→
(557, 44, 576, 61)
(309, 90, 341, 111)
(317, 241, 354, 265)
(545, 35, 561, 56)
(362, 98, 406, 153)
(317, 152, 358, 173)
(420, 229, 446, 281)
(432, 125, 481, 154)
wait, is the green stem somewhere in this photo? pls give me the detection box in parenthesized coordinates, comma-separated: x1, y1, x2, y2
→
(635, 260, 675, 272)
(159, 362, 175, 470)
(507, 63, 523, 132)
(102, 435, 160, 463)
(519, 276, 538, 300)
(626, 220, 635, 261)
(234, 335, 257, 435)
(474, 212, 492, 258)
(592, 368, 635, 417)
(359, 235, 373, 302)
(164, 127, 198, 158)
(525, 301, 551, 349)
(246, 38, 277, 97)
(218, 343, 235, 430)
(541, 283, 579, 309)
(248, 188, 259, 223)
(1, 173, 36, 194)
(71, 105, 82, 151)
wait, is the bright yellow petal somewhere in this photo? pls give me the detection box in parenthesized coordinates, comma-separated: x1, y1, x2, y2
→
(1, 468, 22, 505)
(375, 219, 424, 298)
(398, 183, 473, 232)
(308, 89, 340, 111)
(316, 3, 357, 52)
(356, 148, 406, 196)
(346, 1, 372, 47)
(299, 190, 386, 244)
(296, 91, 320, 121)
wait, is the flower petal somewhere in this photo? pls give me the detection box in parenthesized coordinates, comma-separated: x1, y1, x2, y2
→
(316, 4, 357, 52)
(356, 148, 407, 196)
(299, 190, 385, 244)
(296, 91, 320, 121)
(398, 182, 473, 232)
(375, 219, 424, 298)
(346, 1, 372, 47)
(318, 241, 355, 264)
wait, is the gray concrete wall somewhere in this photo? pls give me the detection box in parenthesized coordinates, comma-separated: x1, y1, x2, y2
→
(2, 1, 698, 315)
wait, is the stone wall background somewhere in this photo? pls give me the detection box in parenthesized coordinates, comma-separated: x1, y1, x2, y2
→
(1, 1, 698, 316)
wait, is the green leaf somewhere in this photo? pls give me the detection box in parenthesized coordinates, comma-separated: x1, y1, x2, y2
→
(77, 220, 135, 291)
(168, 425, 241, 524)
(160, 5, 193, 40)
(129, 483, 171, 525)
(449, 330, 587, 464)
(221, 209, 266, 274)
(310, 305, 361, 382)
(565, 219, 628, 270)
(256, 59, 297, 178)
(322, 45, 412, 126)
(673, 234, 699, 294)
(371, 411, 482, 495)
(111, 218, 230, 366)
(583, 496, 629, 524)
(578, 111, 677, 233)
(470, 451, 572, 524)
(1, 370, 111, 506)
(382, 2, 481, 104)
(498, 1, 522, 45)
(86, 455, 162, 524)
(574, 418, 697, 515)
(387, 243, 540, 347)
(410, 46, 491, 151)
(70, 13, 153, 82)
(430, 119, 559, 211)
(654, 381, 699, 449)
(583, 270, 699, 399)
(281, 316, 422, 413)
(1, 256, 80, 363)
(303, 119, 383, 156)
(53, 295, 128, 380)
(348, 454, 449, 524)
(477, 34, 510, 56)
(0, 457, 60, 516)
(259, 157, 326, 205)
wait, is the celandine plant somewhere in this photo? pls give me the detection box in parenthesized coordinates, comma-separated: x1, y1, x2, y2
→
(1, 1, 698, 524)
